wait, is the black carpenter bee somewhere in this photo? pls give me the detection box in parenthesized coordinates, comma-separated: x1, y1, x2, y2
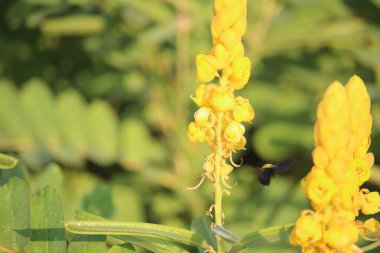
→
(258, 159, 294, 186)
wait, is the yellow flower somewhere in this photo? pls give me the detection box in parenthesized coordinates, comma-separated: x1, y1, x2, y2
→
(351, 158, 371, 185)
(209, 86, 235, 112)
(230, 56, 251, 89)
(323, 222, 358, 249)
(194, 107, 214, 126)
(233, 97, 254, 122)
(224, 121, 245, 144)
(363, 218, 380, 233)
(187, 122, 206, 143)
(360, 189, 380, 215)
(304, 169, 336, 210)
(196, 54, 222, 83)
(290, 211, 323, 247)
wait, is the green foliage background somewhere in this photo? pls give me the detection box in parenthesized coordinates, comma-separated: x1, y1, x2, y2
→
(1, 0, 380, 252)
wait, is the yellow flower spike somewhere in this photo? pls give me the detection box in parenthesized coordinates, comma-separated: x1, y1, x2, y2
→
(230, 56, 251, 89)
(189, 2, 251, 251)
(292, 75, 379, 252)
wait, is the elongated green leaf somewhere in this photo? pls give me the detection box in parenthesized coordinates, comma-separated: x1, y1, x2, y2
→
(41, 15, 105, 36)
(191, 215, 217, 252)
(0, 153, 18, 169)
(67, 234, 106, 253)
(108, 243, 135, 253)
(115, 235, 191, 253)
(213, 226, 240, 243)
(25, 186, 65, 253)
(0, 177, 30, 252)
(65, 220, 206, 248)
(230, 223, 294, 253)
(74, 210, 193, 253)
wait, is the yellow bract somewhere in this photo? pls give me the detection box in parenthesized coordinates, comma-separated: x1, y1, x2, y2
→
(291, 75, 380, 252)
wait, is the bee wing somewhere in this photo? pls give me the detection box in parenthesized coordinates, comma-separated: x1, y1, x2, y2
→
(273, 159, 294, 172)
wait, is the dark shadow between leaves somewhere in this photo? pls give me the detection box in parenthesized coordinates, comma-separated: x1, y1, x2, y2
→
(16, 228, 65, 241)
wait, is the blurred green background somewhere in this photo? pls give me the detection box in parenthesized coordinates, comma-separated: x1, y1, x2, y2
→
(1, 0, 380, 252)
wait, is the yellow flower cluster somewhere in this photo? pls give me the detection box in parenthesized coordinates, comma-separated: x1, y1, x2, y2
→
(188, 0, 253, 184)
(290, 75, 380, 253)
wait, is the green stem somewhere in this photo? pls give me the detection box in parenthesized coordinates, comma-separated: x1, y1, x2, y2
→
(362, 240, 380, 252)
(214, 112, 224, 253)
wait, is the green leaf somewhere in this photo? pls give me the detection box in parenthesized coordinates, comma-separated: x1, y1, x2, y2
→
(24, 186, 65, 253)
(118, 118, 154, 170)
(0, 177, 30, 252)
(191, 215, 217, 251)
(230, 223, 294, 253)
(35, 163, 64, 194)
(74, 210, 196, 253)
(213, 226, 240, 243)
(0, 153, 18, 169)
(55, 89, 88, 165)
(82, 185, 114, 219)
(67, 234, 106, 253)
(0, 79, 33, 147)
(20, 79, 61, 151)
(108, 243, 135, 253)
(41, 15, 105, 36)
(86, 100, 118, 165)
(65, 220, 206, 248)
